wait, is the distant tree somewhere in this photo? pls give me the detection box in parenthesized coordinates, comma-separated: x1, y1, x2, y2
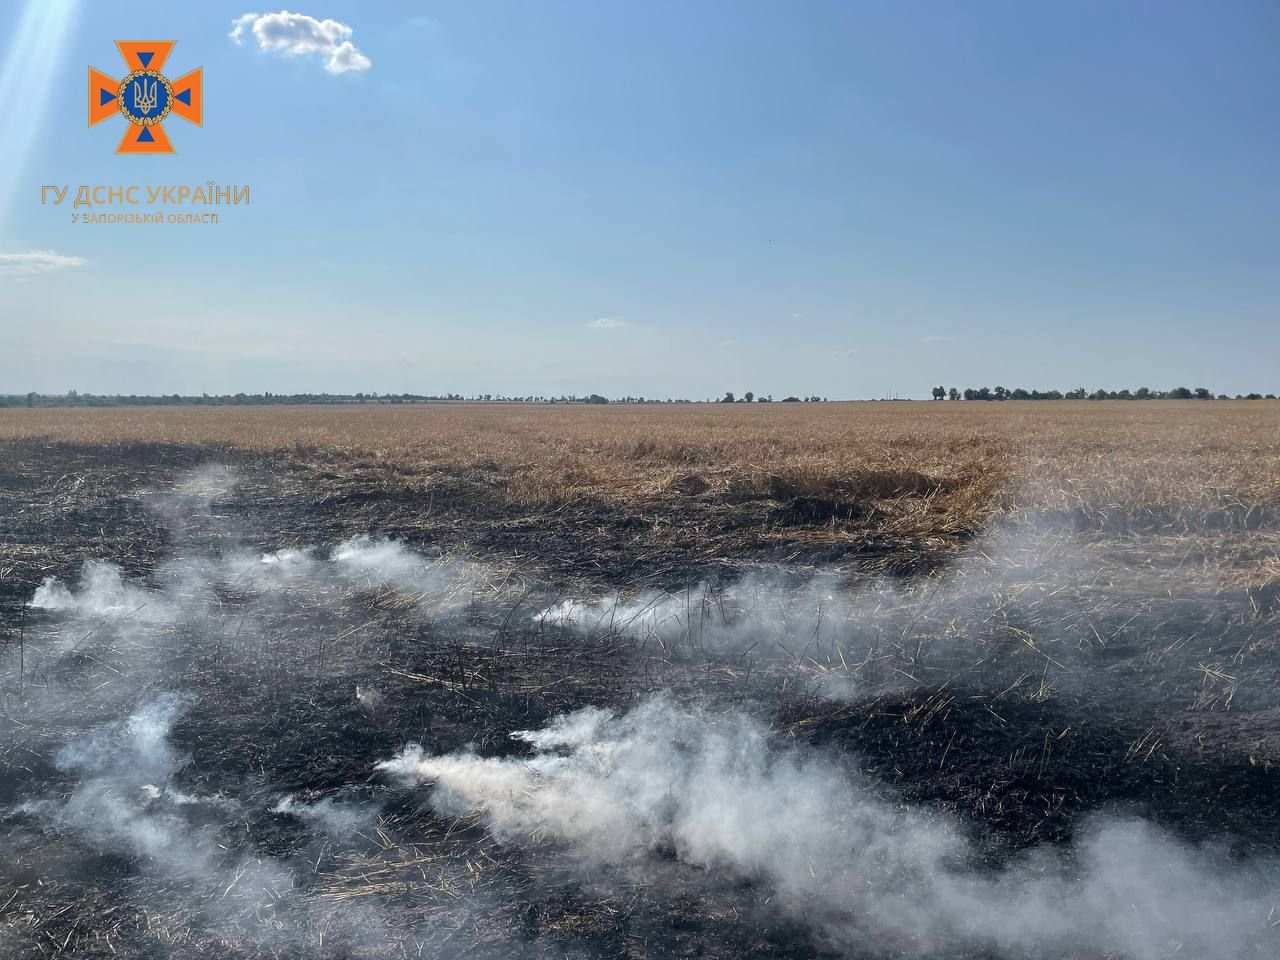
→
(976, 387, 992, 401)
(781, 396, 800, 402)
(1134, 387, 1151, 399)
(931, 386, 945, 400)
(1010, 388, 1030, 400)
(1193, 387, 1211, 400)
(993, 386, 1007, 401)
(948, 387, 959, 400)
(963, 388, 976, 400)
(722, 391, 735, 403)
(1168, 386, 1193, 399)
(744, 391, 754, 402)
(1246, 393, 1263, 400)
(586, 394, 609, 404)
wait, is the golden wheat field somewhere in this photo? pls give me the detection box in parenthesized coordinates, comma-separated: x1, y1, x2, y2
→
(3, 401, 1278, 543)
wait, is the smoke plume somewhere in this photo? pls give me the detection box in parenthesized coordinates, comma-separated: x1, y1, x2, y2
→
(379, 696, 1280, 959)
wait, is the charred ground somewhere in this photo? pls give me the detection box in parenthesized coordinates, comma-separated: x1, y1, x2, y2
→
(1, 411, 1279, 958)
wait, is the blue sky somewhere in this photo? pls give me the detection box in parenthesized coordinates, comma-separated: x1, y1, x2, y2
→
(1, 1, 1277, 398)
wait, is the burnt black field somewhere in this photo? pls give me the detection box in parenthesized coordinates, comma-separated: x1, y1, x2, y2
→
(2, 440, 1278, 959)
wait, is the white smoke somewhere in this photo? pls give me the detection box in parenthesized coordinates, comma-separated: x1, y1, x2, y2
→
(30, 536, 474, 629)
(523, 514, 1265, 711)
(529, 574, 856, 654)
(25, 696, 391, 951)
(236, 546, 319, 584)
(32, 560, 173, 622)
(378, 696, 1280, 959)
(273, 794, 379, 837)
(330, 534, 457, 596)
(40, 694, 227, 877)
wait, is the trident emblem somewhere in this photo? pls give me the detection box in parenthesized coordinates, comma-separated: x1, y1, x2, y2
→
(132, 76, 158, 115)
(88, 41, 203, 154)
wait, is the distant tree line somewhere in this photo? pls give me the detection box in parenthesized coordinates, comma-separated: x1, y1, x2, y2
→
(718, 392, 827, 403)
(0, 390, 470, 408)
(929, 386, 1277, 401)
(0, 390, 830, 408)
(8, 387, 1276, 409)
(0, 391, 695, 408)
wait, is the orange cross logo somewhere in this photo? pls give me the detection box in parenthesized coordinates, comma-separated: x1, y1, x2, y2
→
(89, 42, 202, 154)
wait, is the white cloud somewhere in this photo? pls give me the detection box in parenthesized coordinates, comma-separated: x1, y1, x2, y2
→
(588, 317, 628, 330)
(230, 11, 371, 74)
(919, 335, 956, 344)
(0, 250, 85, 277)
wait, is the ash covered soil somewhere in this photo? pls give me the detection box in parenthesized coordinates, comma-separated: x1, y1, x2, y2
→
(1, 439, 1278, 959)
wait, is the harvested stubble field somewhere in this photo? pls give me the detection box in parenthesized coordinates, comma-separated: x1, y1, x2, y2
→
(1, 401, 1279, 959)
